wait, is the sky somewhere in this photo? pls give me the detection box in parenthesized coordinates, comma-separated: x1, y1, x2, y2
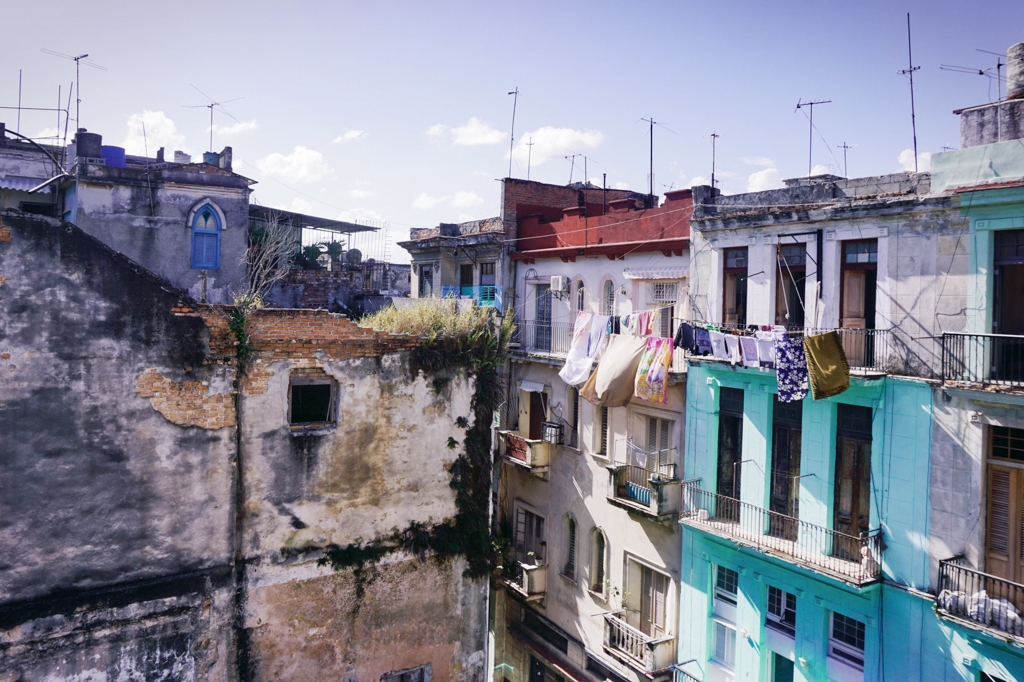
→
(3, 1, 1023, 262)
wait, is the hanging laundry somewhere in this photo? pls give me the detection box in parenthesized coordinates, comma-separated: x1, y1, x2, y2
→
(558, 312, 595, 386)
(775, 335, 809, 403)
(587, 315, 611, 357)
(635, 311, 651, 336)
(634, 337, 673, 404)
(673, 321, 695, 351)
(642, 309, 661, 336)
(803, 331, 851, 400)
(740, 337, 760, 369)
(755, 331, 776, 368)
(581, 334, 648, 407)
(694, 328, 714, 356)
(725, 335, 742, 365)
(710, 331, 729, 360)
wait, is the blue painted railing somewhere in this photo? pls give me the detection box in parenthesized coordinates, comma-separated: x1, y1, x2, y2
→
(440, 285, 502, 307)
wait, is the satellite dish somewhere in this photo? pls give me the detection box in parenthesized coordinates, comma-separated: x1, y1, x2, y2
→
(346, 249, 362, 264)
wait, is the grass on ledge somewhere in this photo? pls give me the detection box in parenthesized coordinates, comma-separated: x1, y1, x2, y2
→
(360, 296, 498, 339)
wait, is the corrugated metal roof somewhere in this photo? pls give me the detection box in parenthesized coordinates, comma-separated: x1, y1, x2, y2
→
(0, 176, 52, 193)
(623, 267, 687, 280)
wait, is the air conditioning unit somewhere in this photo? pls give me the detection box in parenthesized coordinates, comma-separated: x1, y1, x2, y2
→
(550, 275, 569, 293)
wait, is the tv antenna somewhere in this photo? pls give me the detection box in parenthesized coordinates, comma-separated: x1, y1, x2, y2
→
(707, 132, 721, 189)
(837, 142, 856, 178)
(639, 117, 675, 206)
(564, 152, 581, 184)
(41, 49, 107, 130)
(978, 49, 1010, 100)
(507, 87, 519, 178)
(526, 137, 535, 180)
(898, 13, 921, 172)
(941, 51, 1007, 101)
(185, 85, 244, 152)
(794, 99, 831, 177)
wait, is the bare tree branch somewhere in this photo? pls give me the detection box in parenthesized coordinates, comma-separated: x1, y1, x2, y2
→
(235, 209, 297, 314)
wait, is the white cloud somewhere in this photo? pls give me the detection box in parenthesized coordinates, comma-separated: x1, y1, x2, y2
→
(333, 129, 366, 144)
(413, 192, 445, 210)
(510, 126, 604, 167)
(340, 208, 383, 223)
(747, 168, 784, 192)
(256, 146, 333, 183)
(688, 176, 709, 187)
(349, 188, 373, 199)
(472, 169, 492, 177)
(450, 191, 484, 208)
(613, 181, 630, 190)
(426, 118, 506, 146)
(898, 149, 931, 172)
(811, 164, 831, 176)
(426, 124, 447, 137)
(213, 120, 258, 136)
(32, 127, 59, 141)
(123, 110, 187, 156)
(290, 197, 313, 213)
(740, 156, 775, 167)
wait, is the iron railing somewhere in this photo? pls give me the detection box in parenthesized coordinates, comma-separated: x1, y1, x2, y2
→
(623, 440, 677, 477)
(937, 556, 1024, 638)
(942, 332, 1024, 388)
(672, 667, 702, 682)
(680, 483, 883, 584)
(512, 320, 575, 355)
(440, 285, 503, 307)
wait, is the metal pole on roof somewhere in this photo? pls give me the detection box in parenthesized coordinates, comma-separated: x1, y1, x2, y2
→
(507, 87, 519, 178)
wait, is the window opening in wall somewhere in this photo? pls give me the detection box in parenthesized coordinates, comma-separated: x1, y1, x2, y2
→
(591, 530, 607, 595)
(766, 585, 797, 637)
(419, 265, 434, 297)
(841, 239, 877, 365)
(603, 280, 616, 316)
(19, 201, 56, 217)
(528, 391, 548, 441)
(829, 612, 865, 669)
(599, 406, 610, 456)
(769, 396, 802, 539)
(459, 263, 474, 293)
(575, 281, 586, 314)
(563, 516, 577, 580)
(776, 244, 806, 327)
(981, 673, 1009, 682)
(191, 205, 221, 270)
(480, 262, 496, 304)
(382, 664, 432, 682)
(771, 653, 795, 682)
(644, 415, 674, 473)
(723, 247, 748, 326)
(568, 388, 580, 449)
(717, 388, 744, 517)
(529, 654, 566, 682)
(994, 231, 1024, 380)
(834, 404, 872, 554)
(514, 507, 545, 565)
(711, 620, 737, 669)
(715, 565, 739, 606)
(535, 283, 553, 352)
(289, 377, 336, 426)
(986, 425, 1024, 583)
(638, 563, 669, 638)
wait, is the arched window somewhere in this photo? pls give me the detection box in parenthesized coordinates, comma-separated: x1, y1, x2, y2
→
(591, 528, 608, 595)
(602, 279, 616, 316)
(574, 280, 586, 314)
(190, 204, 221, 269)
(563, 515, 577, 580)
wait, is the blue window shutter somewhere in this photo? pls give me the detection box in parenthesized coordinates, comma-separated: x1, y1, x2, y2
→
(191, 207, 221, 269)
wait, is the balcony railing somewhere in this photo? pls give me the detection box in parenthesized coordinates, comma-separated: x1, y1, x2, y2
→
(604, 611, 676, 674)
(498, 431, 551, 474)
(512, 320, 575, 356)
(937, 556, 1024, 638)
(441, 285, 503, 307)
(608, 465, 680, 520)
(942, 332, 1024, 389)
(502, 559, 547, 601)
(680, 482, 883, 585)
(672, 667, 702, 682)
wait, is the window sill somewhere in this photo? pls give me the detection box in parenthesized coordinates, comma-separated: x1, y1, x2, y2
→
(558, 572, 578, 586)
(588, 588, 608, 603)
(289, 422, 337, 436)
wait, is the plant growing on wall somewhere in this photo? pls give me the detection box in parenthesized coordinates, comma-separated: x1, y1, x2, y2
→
(317, 298, 515, 579)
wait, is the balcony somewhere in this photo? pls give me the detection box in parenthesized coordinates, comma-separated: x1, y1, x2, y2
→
(937, 555, 1024, 640)
(604, 612, 676, 675)
(501, 559, 547, 602)
(607, 443, 680, 521)
(680, 482, 883, 586)
(511, 320, 575, 356)
(498, 430, 551, 477)
(440, 285, 503, 307)
(942, 332, 1024, 389)
(672, 668, 702, 682)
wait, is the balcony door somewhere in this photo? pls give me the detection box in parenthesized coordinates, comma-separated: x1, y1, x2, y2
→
(841, 240, 877, 367)
(717, 388, 744, 522)
(986, 426, 1024, 583)
(994, 230, 1024, 381)
(776, 244, 806, 328)
(723, 248, 748, 327)
(459, 263, 474, 295)
(646, 415, 673, 473)
(514, 507, 545, 566)
(639, 564, 669, 638)
(480, 262, 496, 304)
(834, 404, 872, 550)
(769, 397, 802, 539)
(535, 284, 552, 352)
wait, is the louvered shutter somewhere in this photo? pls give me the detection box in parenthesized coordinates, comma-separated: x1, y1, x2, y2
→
(564, 519, 576, 579)
(593, 533, 605, 591)
(653, 572, 667, 637)
(639, 566, 654, 635)
(647, 417, 658, 465)
(600, 407, 609, 455)
(514, 508, 527, 563)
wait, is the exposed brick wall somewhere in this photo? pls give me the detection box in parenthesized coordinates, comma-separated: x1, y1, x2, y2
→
(134, 368, 236, 429)
(500, 178, 644, 234)
(0, 224, 11, 242)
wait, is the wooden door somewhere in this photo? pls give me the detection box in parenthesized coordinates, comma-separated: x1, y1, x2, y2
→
(770, 398, 802, 539)
(986, 464, 1024, 583)
(724, 273, 738, 324)
(834, 435, 871, 539)
(842, 270, 867, 328)
(639, 565, 668, 638)
(528, 392, 546, 441)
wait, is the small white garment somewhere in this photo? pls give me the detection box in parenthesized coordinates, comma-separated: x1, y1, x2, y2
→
(725, 335, 742, 365)
(740, 337, 759, 368)
(633, 448, 648, 469)
(559, 314, 597, 386)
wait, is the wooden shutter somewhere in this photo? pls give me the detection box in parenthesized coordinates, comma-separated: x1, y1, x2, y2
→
(600, 407, 609, 455)
(986, 465, 1024, 582)
(514, 508, 527, 563)
(564, 519, 576, 579)
(842, 270, 867, 329)
(593, 533, 605, 590)
(640, 566, 653, 635)
(724, 274, 738, 323)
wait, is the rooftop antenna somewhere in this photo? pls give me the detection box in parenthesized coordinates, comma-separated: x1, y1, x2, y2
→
(940, 62, 1005, 102)
(639, 117, 675, 206)
(794, 99, 831, 176)
(708, 132, 721, 189)
(41, 49, 107, 130)
(17, 69, 21, 134)
(185, 85, 244, 152)
(526, 136, 534, 180)
(837, 142, 856, 178)
(941, 143, 955, 152)
(507, 87, 519, 178)
(978, 49, 1008, 100)
(898, 13, 921, 173)
(564, 152, 581, 184)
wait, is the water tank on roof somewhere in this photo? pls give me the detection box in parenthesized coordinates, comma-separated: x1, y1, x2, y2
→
(346, 249, 362, 264)
(203, 151, 220, 165)
(75, 129, 102, 158)
(101, 145, 126, 168)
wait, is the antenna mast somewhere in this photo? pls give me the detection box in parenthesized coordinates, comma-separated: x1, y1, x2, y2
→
(795, 99, 831, 177)
(641, 117, 657, 205)
(507, 87, 519, 178)
(709, 132, 720, 190)
(837, 142, 856, 178)
(898, 13, 921, 172)
(526, 137, 534, 180)
(40, 50, 107, 131)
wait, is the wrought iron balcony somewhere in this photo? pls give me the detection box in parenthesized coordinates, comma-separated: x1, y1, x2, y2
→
(607, 443, 679, 520)
(937, 555, 1024, 639)
(603, 611, 676, 675)
(672, 667, 702, 682)
(680, 482, 883, 585)
(440, 285, 503, 307)
(511, 320, 575, 356)
(501, 559, 547, 602)
(498, 431, 551, 476)
(942, 332, 1024, 389)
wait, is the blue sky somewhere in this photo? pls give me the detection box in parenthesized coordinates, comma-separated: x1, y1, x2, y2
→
(3, 1, 1023, 261)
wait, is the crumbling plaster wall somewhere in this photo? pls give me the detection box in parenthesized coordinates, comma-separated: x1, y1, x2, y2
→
(0, 211, 237, 681)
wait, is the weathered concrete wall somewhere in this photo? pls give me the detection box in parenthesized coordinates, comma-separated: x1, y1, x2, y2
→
(0, 211, 238, 680)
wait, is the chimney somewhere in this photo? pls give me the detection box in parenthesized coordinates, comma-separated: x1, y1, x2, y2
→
(156, 147, 164, 163)
(174, 151, 192, 164)
(218, 146, 232, 171)
(1008, 40, 1024, 99)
